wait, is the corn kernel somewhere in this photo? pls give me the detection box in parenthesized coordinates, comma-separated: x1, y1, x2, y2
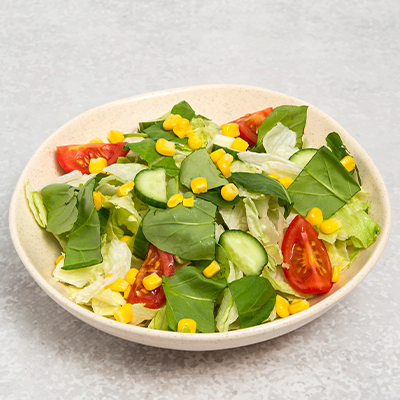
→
(106, 277, 130, 292)
(108, 130, 125, 143)
(123, 284, 132, 300)
(231, 137, 249, 152)
(142, 273, 163, 291)
(340, 156, 356, 172)
(203, 261, 220, 278)
(88, 157, 107, 174)
(331, 265, 341, 283)
(167, 193, 184, 208)
(221, 183, 239, 202)
(155, 138, 175, 156)
(93, 191, 106, 210)
(288, 299, 310, 315)
(125, 268, 139, 285)
(320, 218, 342, 234)
(114, 303, 133, 324)
(216, 153, 234, 178)
(182, 196, 194, 207)
(278, 176, 294, 189)
(116, 181, 135, 197)
(221, 123, 240, 138)
(188, 135, 202, 150)
(89, 137, 104, 143)
(177, 318, 197, 333)
(275, 295, 290, 318)
(210, 148, 226, 163)
(55, 254, 64, 265)
(191, 177, 207, 194)
(163, 114, 182, 131)
(306, 207, 323, 226)
(268, 173, 278, 179)
(173, 118, 193, 139)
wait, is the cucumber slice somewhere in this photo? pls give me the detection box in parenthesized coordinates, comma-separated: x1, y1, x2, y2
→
(134, 168, 167, 208)
(219, 230, 268, 276)
(289, 148, 318, 166)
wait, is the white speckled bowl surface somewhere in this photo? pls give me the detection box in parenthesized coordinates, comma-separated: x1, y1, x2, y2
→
(9, 85, 391, 351)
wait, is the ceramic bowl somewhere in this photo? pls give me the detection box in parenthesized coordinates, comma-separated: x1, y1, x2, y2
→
(9, 85, 391, 351)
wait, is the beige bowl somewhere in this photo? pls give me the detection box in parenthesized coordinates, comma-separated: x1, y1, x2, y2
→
(9, 85, 391, 351)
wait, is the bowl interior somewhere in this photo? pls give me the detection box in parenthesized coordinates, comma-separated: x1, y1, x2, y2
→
(9, 85, 392, 351)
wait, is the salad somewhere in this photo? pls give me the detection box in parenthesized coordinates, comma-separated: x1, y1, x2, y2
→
(25, 101, 380, 334)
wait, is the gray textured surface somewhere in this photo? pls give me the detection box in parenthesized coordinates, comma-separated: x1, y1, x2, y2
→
(1, 1, 399, 399)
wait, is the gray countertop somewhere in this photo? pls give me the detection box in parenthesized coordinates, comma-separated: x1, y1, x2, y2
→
(1, 1, 399, 399)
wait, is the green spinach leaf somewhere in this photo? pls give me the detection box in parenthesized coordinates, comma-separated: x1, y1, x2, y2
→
(195, 188, 240, 207)
(123, 139, 179, 177)
(142, 197, 217, 260)
(179, 148, 228, 190)
(163, 266, 227, 333)
(228, 276, 276, 329)
(288, 146, 361, 219)
(41, 184, 78, 235)
(171, 100, 196, 121)
(231, 172, 293, 217)
(144, 122, 188, 145)
(326, 131, 362, 185)
(255, 105, 308, 151)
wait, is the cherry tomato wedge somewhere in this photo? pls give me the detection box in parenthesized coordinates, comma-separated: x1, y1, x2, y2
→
(282, 215, 333, 294)
(56, 142, 129, 174)
(230, 107, 273, 146)
(127, 244, 174, 309)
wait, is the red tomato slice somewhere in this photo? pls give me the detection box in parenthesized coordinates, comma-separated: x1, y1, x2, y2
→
(56, 142, 129, 174)
(127, 244, 174, 309)
(230, 107, 273, 146)
(282, 215, 333, 294)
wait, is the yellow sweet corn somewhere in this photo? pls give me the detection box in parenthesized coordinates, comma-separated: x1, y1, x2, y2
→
(289, 299, 310, 315)
(216, 153, 234, 178)
(188, 135, 202, 150)
(163, 114, 182, 131)
(173, 118, 193, 139)
(278, 176, 294, 189)
(89, 137, 104, 143)
(125, 268, 139, 285)
(210, 148, 226, 163)
(167, 193, 184, 208)
(340, 156, 356, 172)
(155, 138, 175, 156)
(55, 254, 64, 265)
(120, 235, 131, 243)
(88, 157, 107, 174)
(320, 218, 342, 234)
(306, 207, 323, 226)
(116, 181, 135, 197)
(191, 177, 207, 194)
(221, 183, 239, 201)
(108, 130, 125, 143)
(275, 295, 290, 318)
(123, 285, 132, 300)
(331, 265, 341, 283)
(182, 196, 194, 207)
(231, 137, 249, 152)
(93, 191, 106, 210)
(177, 318, 197, 333)
(114, 303, 133, 324)
(142, 273, 163, 291)
(268, 173, 278, 180)
(106, 277, 130, 292)
(203, 261, 220, 278)
(221, 123, 240, 138)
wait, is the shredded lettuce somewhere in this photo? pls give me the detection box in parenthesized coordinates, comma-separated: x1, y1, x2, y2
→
(262, 122, 298, 159)
(25, 181, 47, 228)
(130, 304, 160, 326)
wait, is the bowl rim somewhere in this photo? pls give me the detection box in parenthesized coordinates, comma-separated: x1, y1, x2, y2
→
(9, 84, 392, 350)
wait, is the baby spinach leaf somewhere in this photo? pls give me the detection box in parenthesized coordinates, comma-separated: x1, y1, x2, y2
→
(195, 188, 240, 207)
(179, 148, 228, 190)
(288, 146, 361, 219)
(326, 131, 361, 185)
(142, 197, 217, 260)
(255, 105, 308, 151)
(41, 184, 78, 235)
(171, 100, 196, 121)
(231, 172, 293, 217)
(132, 217, 149, 261)
(144, 122, 188, 145)
(62, 177, 103, 270)
(124, 139, 179, 177)
(228, 276, 276, 329)
(163, 266, 227, 333)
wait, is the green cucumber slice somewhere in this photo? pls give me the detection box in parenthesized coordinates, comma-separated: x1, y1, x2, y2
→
(289, 148, 318, 166)
(134, 168, 167, 208)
